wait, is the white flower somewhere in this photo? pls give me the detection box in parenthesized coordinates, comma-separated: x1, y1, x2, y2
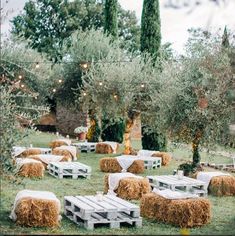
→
(74, 126, 88, 134)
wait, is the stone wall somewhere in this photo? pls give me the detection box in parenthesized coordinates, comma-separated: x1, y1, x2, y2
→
(56, 103, 88, 136)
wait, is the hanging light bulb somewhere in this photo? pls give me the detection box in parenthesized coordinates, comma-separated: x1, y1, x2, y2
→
(99, 82, 103, 86)
(20, 84, 25, 88)
(141, 84, 145, 88)
(113, 94, 118, 99)
(58, 79, 62, 83)
(83, 92, 87, 96)
(52, 88, 56, 92)
(18, 75, 23, 79)
(35, 62, 40, 69)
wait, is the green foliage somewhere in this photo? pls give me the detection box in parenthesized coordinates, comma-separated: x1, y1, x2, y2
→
(11, 0, 140, 60)
(104, 0, 118, 39)
(140, 0, 161, 59)
(222, 26, 230, 48)
(177, 162, 196, 176)
(0, 40, 50, 173)
(101, 118, 125, 143)
(141, 125, 167, 151)
(153, 29, 234, 157)
(54, 29, 123, 105)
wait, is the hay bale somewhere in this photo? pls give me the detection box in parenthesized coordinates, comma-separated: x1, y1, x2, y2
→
(20, 149, 42, 157)
(96, 143, 114, 154)
(151, 152, 172, 166)
(28, 155, 71, 168)
(140, 193, 211, 228)
(99, 158, 144, 174)
(208, 176, 235, 196)
(104, 175, 151, 200)
(52, 149, 73, 160)
(18, 162, 44, 178)
(49, 140, 68, 149)
(12, 190, 61, 227)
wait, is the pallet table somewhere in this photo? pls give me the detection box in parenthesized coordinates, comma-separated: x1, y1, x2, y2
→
(64, 195, 142, 230)
(147, 175, 207, 197)
(72, 142, 97, 153)
(48, 162, 91, 179)
(117, 155, 161, 170)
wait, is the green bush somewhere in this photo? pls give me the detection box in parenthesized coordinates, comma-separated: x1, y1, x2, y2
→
(141, 125, 167, 151)
(101, 118, 125, 143)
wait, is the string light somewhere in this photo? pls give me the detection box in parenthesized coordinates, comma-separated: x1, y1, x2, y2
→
(58, 79, 62, 83)
(99, 82, 103, 86)
(20, 84, 25, 88)
(52, 88, 56, 92)
(18, 75, 23, 79)
(141, 84, 145, 88)
(35, 62, 40, 69)
(113, 94, 118, 99)
(83, 92, 87, 96)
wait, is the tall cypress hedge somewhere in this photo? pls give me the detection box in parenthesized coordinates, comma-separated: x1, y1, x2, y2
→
(140, 0, 161, 59)
(140, 0, 167, 151)
(104, 0, 118, 38)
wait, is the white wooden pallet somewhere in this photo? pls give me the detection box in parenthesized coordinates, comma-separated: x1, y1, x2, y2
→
(72, 143, 97, 153)
(64, 195, 142, 230)
(139, 156, 161, 169)
(48, 162, 91, 179)
(147, 175, 207, 197)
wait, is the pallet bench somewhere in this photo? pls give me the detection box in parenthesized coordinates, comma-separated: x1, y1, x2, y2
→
(72, 142, 97, 153)
(48, 162, 91, 179)
(64, 195, 142, 230)
(147, 175, 207, 197)
(138, 156, 161, 169)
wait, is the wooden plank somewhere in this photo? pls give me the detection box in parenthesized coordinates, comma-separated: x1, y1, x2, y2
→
(105, 195, 139, 211)
(65, 196, 94, 212)
(76, 196, 104, 211)
(85, 196, 117, 211)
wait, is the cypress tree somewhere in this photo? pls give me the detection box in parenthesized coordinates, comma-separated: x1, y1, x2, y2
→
(222, 26, 230, 48)
(140, 0, 161, 59)
(140, 0, 167, 151)
(104, 0, 118, 38)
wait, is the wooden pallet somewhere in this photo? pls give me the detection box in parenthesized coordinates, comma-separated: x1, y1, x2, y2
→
(72, 142, 97, 153)
(64, 195, 142, 230)
(48, 162, 91, 179)
(147, 175, 207, 197)
(139, 156, 161, 169)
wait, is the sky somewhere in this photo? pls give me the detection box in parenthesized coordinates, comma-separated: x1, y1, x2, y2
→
(1, 0, 235, 53)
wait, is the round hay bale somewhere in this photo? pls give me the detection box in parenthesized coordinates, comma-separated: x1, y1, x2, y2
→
(151, 152, 172, 166)
(20, 149, 42, 157)
(104, 175, 151, 200)
(15, 197, 60, 227)
(96, 143, 114, 154)
(99, 158, 144, 174)
(49, 140, 68, 149)
(52, 149, 73, 160)
(208, 175, 235, 196)
(18, 162, 45, 178)
(140, 193, 211, 228)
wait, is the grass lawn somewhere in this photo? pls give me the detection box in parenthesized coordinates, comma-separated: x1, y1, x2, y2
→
(1, 131, 235, 235)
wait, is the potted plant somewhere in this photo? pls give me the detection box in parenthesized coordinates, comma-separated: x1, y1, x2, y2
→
(74, 126, 88, 141)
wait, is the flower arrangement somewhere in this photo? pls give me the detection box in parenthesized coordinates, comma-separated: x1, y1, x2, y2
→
(74, 126, 88, 134)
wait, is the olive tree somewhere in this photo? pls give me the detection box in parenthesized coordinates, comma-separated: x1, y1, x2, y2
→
(153, 29, 234, 169)
(78, 55, 160, 153)
(0, 40, 50, 172)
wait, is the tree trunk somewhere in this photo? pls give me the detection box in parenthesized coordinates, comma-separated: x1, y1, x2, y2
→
(192, 130, 202, 167)
(123, 112, 140, 154)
